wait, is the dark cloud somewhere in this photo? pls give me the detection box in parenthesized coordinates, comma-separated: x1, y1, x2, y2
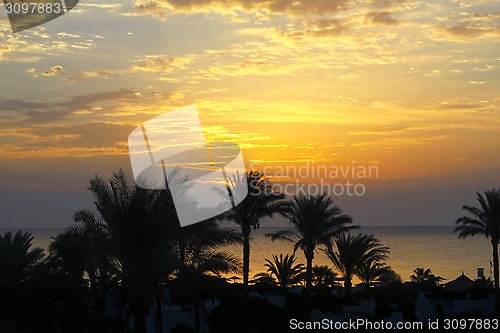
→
(471, 12, 500, 20)
(61, 89, 137, 109)
(19, 122, 134, 148)
(134, 1, 167, 17)
(0, 89, 137, 125)
(443, 11, 500, 39)
(439, 102, 485, 110)
(369, 0, 407, 9)
(141, 0, 349, 15)
(445, 24, 499, 38)
(365, 11, 400, 26)
(64, 69, 114, 82)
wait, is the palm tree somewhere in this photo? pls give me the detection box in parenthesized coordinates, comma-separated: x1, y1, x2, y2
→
(223, 170, 286, 326)
(455, 188, 500, 312)
(254, 254, 304, 288)
(50, 227, 93, 330)
(73, 210, 116, 332)
(50, 210, 116, 332)
(171, 248, 241, 333)
(325, 233, 389, 302)
(475, 276, 494, 289)
(269, 193, 354, 311)
(158, 218, 240, 333)
(356, 260, 399, 298)
(312, 265, 338, 288)
(84, 169, 179, 333)
(172, 219, 242, 267)
(410, 267, 444, 289)
(66, 169, 237, 332)
(0, 231, 44, 298)
(0, 231, 46, 329)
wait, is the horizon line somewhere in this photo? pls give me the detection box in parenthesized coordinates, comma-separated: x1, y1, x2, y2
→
(0, 224, 456, 230)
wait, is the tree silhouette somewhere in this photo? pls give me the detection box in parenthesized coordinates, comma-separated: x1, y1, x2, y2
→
(312, 265, 338, 288)
(410, 267, 444, 289)
(50, 209, 117, 332)
(171, 248, 241, 333)
(356, 260, 399, 298)
(325, 233, 389, 302)
(254, 254, 304, 288)
(223, 170, 286, 327)
(0, 231, 46, 329)
(270, 193, 354, 311)
(455, 188, 500, 313)
(0, 231, 44, 298)
(84, 169, 178, 333)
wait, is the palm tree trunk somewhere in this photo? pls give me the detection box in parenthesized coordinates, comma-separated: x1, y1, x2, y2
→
(133, 312, 148, 333)
(155, 293, 163, 333)
(70, 273, 84, 332)
(304, 248, 313, 315)
(345, 277, 352, 302)
(97, 272, 108, 333)
(241, 225, 251, 328)
(492, 240, 500, 316)
(132, 301, 149, 333)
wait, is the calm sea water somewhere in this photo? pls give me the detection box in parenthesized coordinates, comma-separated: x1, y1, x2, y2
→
(223, 226, 493, 283)
(1, 226, 493, 283)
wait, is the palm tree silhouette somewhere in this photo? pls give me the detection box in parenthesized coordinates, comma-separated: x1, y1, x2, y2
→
(455, 188, 500, 313)
(223, 170, 286, 327)
(325, 233, 389, 302)
(50, 226, 98, 331)
(50, 209, 117, 332)
(0, 231, 44, 299)
(84, 169, 179, 333)
(269, 193, 354, 311)
(254, 254, 304, 288)
(0, 231, 46, 330)
(172, 247, 241, 333)
(172, 219, 242, 267)
(52, 168, 237, 332)
(410, 267, 444, 289)
(312, 265, 338, 288)
(356, 260, 398, 298)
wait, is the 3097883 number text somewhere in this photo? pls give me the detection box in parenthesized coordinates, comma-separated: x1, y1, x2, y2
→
(5, 1, 63, 15)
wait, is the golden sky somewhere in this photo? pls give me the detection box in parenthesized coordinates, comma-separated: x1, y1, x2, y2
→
(0, 0, 499, 227)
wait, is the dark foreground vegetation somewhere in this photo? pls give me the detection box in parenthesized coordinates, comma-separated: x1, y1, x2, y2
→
(0, 170, 499, 333)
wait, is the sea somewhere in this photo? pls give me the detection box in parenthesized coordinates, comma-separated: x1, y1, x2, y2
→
(1, 225, 493, 284)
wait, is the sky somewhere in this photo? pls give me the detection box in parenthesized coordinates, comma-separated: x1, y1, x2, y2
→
(0, 0, 499, 228)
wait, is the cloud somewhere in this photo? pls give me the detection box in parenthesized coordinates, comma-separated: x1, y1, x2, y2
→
(64, 69, 115, 82)
(348, 124, 411, 136)
(130, 56, 191, 73)
(445, 24, 500, 38)
(40, 65, 64, 77)
(61, 89, 139, 111)
(0, 89, 138, 125)
(438, 10, 500, 39)
(369, 0, 407, 9)
(365, 11, 400, 26)
(134, 0, 349, 16)
(471, 12, 500, 21)
(19, 122, 134, 148)
(350, 135, 451, 149)
(280, 18, 349, 38)
(133, 1, 168, 17)
(1, 25, 98, 63)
